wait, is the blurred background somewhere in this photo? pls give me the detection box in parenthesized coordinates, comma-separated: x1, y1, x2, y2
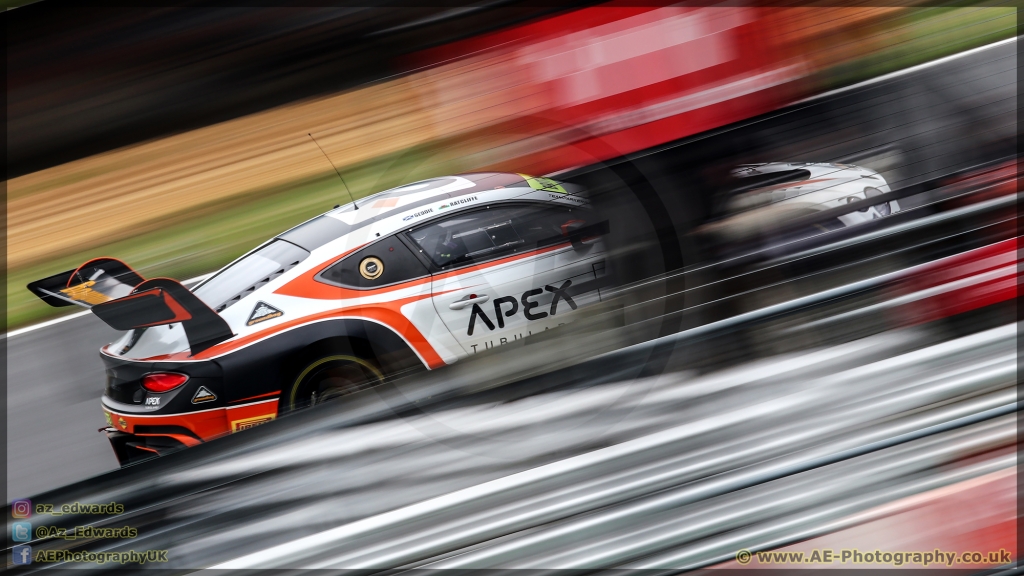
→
(5, 1, 1017, 571)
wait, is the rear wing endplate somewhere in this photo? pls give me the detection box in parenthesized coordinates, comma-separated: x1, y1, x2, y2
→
(92, 278, 233, 355)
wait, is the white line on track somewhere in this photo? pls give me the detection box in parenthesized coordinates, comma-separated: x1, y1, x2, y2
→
(5, 273, 212, 340)
(796, 36, 1017, 104)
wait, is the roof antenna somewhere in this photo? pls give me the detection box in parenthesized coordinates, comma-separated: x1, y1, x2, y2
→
(308, 132, 357, 210)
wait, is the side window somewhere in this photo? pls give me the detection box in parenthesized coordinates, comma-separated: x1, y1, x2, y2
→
(407, 204, 587, 269)
(194, 240, 309, 312)
(317, 237, 429, 289)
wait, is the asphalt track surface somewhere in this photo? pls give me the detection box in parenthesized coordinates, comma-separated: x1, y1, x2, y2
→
(7, 314, 121, 500)
(16, 319, 1018, 570)
(5, 38, 1015, 502)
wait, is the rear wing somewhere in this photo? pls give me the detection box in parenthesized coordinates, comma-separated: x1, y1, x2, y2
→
(28, 259, 232, 355)
(28, 258, 144, 308)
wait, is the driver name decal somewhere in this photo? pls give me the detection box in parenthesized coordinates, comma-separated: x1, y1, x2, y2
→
(438, 196, 478, 211)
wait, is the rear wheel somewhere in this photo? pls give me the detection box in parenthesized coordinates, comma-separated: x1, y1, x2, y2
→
(286, 355, 384, 412)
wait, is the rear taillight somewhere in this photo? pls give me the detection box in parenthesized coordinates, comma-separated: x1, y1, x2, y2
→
(142, 373, 189, 393)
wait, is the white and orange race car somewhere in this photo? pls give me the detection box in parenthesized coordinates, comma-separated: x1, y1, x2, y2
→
(28, 172, 609, 464)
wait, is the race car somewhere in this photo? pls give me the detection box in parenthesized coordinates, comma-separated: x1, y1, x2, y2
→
(28, 172, 610, 465)
(702, 162, 901, 244)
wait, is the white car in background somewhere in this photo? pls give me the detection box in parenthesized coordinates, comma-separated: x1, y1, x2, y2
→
(706, 162, 900, 243)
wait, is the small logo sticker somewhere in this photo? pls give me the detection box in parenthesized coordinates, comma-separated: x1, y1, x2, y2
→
(192, 386, 217, 404)
(438, 196, 478, 211)
(247, 301, 283, 326)
(231, 414, 275, 432)
(402, 208, 433, 221)
(520, 174, 567, 193)
(359, 256, 384, 280)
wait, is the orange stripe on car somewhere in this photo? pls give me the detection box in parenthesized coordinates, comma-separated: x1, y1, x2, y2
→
(231, 390, 281, 403)
(105, 398, 280, 443)
(134, 432, 202, 448)
(111, 243, 571, 364)
(276, 242, 570, 300)
(190, 292, 457, 368)
(105, 406, 230, 442)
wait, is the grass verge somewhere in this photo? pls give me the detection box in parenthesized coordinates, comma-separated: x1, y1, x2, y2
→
(7, 6, 1015, 331)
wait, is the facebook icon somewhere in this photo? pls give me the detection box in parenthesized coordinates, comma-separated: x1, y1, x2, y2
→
(13, 545, 32, 565)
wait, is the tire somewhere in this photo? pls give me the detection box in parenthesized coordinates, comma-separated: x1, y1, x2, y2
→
(286, 355, 384, 412)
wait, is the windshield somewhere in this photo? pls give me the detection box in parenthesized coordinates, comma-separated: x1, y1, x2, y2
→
(409, 204, 586, 268)
(730, 168, 812, 193)
(193, 240, 309, 312)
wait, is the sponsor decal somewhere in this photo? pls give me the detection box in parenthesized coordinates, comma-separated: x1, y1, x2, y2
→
(549, 192, 587, 205)
(402, 208, 434, 221)
(359, 256, 384, 280)
(438, 196, 478, 210)
(59, 280, 112, 305)
(145, 397, 160, 406)
(247, 301, 283, 326)
(466, 279, 577, 336)
(468, 324, 566, 353)
(520, 174, 567, 194)
(231, 414, 275, 432)
(192, 386, 217, 404)
(118, 417, 128, 430)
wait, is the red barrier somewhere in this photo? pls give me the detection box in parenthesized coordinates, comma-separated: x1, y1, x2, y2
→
(712, 463, 1016, 569)
(409, 5, 809, 174)
(898, 237, 1018, 324)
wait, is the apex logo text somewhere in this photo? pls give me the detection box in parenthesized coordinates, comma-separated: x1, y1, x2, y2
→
(467, 280, 577, 336)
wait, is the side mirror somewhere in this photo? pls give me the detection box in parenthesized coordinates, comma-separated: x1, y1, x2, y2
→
(564, 220, 610, 250)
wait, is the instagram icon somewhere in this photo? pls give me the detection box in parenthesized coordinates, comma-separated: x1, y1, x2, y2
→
(12, 499, 31, 518)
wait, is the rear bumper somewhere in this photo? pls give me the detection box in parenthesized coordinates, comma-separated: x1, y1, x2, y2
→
(101, 397, 280, 465)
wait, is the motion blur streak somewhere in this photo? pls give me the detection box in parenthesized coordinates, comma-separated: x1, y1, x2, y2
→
(214, 324, 1015, 569)
(7, 5, 1014, 329)
(5, 4, 1018, 572)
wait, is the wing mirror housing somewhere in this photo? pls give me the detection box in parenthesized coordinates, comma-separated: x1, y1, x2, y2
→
(564, 220, 610, 250)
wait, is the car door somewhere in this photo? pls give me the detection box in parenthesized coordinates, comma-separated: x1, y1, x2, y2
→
(405, 202, 606, 356)
(311, 233, 467, 369)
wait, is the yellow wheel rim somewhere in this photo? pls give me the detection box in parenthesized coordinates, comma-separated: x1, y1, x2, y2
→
(288, 355, 384, 410)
